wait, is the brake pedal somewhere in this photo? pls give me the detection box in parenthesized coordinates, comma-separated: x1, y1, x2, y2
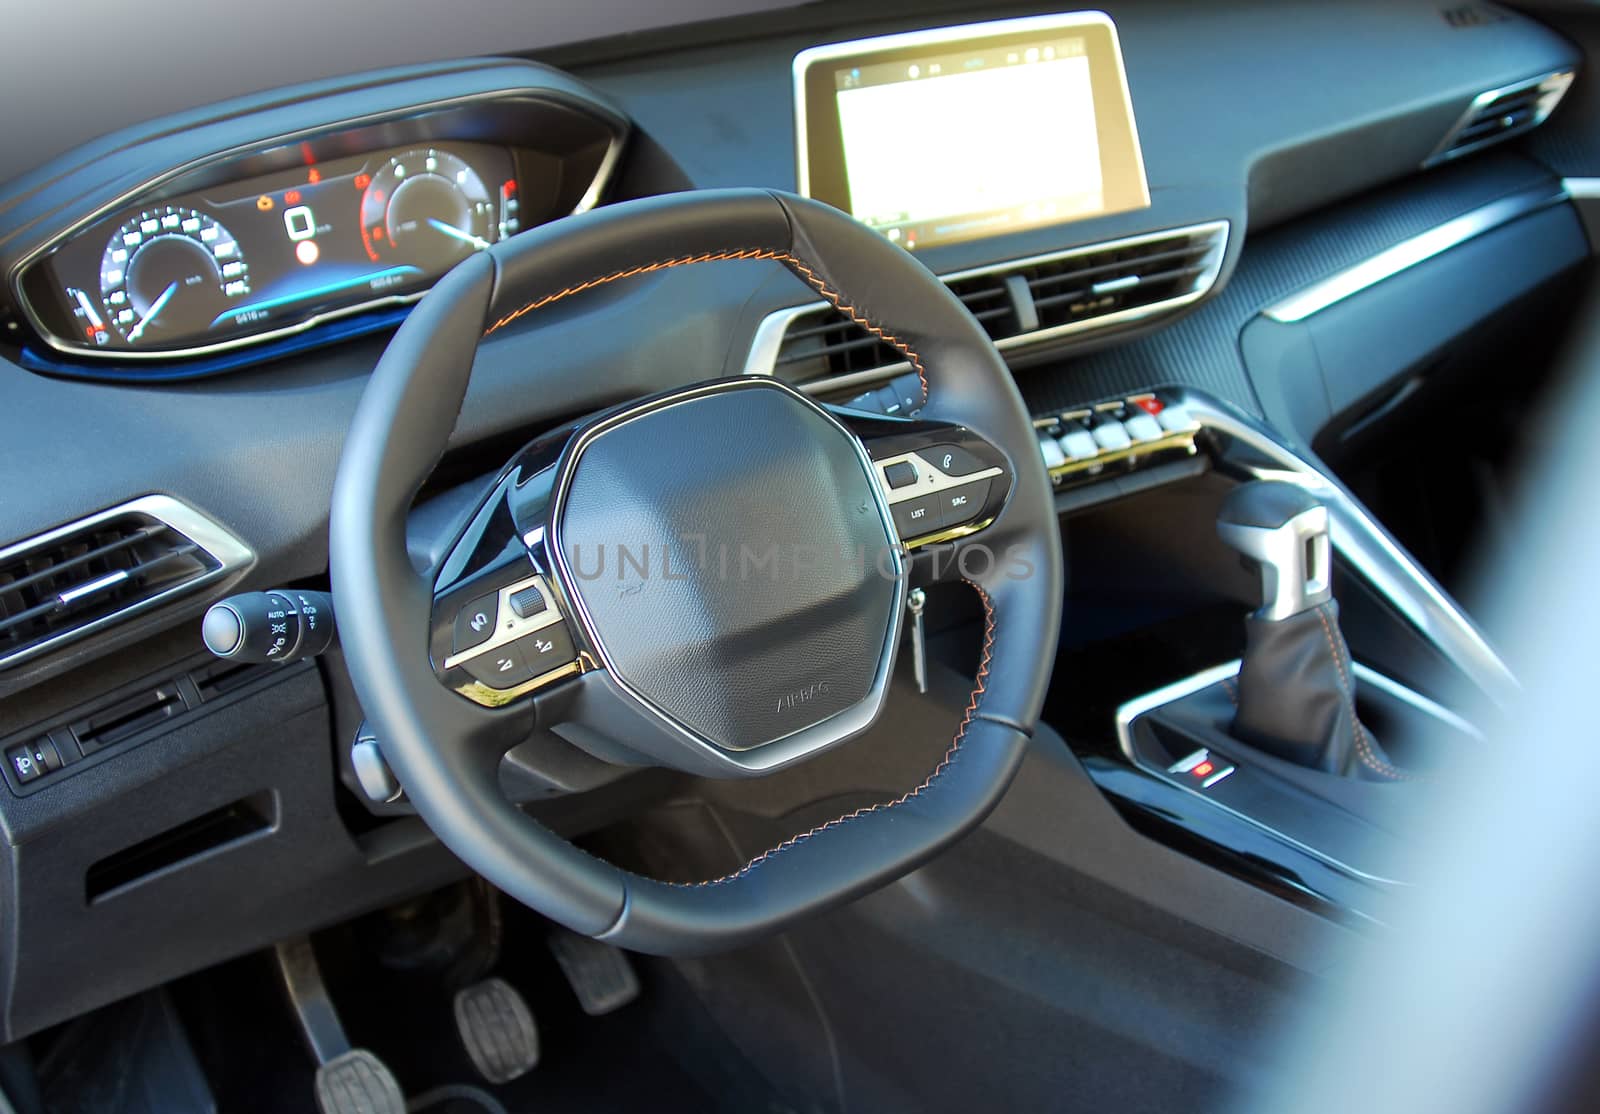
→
(547, 930, 641, 1016)
(315, 1049, 405, 1114)
(454, 977, 540, 1084)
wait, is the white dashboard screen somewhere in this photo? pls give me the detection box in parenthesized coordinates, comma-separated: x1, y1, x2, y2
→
(834, 44, 1106, 249)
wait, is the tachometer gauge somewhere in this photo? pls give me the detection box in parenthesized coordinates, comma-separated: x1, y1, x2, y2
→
(359, 148, 501, 270)
(98, 206, 248, 344)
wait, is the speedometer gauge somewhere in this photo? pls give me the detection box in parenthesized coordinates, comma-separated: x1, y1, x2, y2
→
(359, 148, 503, 271)
(98, 206, 248, 344)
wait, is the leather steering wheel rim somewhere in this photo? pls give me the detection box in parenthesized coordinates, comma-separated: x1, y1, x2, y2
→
(330, 188, 1062, 954)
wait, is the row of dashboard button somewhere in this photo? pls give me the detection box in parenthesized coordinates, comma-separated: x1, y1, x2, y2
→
(1037, 394, 1199, 471)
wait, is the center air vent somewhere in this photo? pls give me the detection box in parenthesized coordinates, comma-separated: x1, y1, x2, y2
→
(0, 496, 252, 670)
(1426, 69, 1574, 166)
(749, 221, 1228, 395)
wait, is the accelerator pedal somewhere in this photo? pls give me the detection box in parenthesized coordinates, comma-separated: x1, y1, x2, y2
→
(547, 929, 641, 1016)
(453, 977, 540, 1085)
(315, 1049, 406, 1114)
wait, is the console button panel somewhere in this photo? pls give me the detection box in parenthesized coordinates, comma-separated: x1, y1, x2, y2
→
(1034, 391, 1203, 490)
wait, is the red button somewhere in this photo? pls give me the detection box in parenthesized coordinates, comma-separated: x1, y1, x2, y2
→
(1191, 760, 1215, 778)
(1134, 396, 1165, 416)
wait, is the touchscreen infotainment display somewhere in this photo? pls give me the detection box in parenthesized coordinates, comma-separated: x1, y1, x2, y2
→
(795, 13, 1150, 250)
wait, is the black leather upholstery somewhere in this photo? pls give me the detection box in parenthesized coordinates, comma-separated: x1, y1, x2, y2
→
(554, 380, 897, 752)
(1233, 599, 1403, 781)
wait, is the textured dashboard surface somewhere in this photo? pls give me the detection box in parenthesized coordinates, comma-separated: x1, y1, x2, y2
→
(1017, 153, 1562, 417)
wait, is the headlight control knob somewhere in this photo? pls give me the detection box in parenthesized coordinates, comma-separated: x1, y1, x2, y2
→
(202, 588, 335, 664)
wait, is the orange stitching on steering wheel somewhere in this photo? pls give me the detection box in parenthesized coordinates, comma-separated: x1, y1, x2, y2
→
(481, 247, 930, 404)
(677, 578, 997, 888)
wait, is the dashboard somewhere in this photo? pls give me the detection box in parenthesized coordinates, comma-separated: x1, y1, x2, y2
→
(0, 0, 1592, 1048)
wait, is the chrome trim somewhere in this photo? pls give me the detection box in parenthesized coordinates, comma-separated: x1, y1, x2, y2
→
(15, 88, 626, 363)
(0, 493, 255, 670)
(793, 11, 1150, 211)
(546, 377, 907, 774)
(441, 574, 568, 671)
(745, 220, 1230, 384)
(1114, 658, 1406, 886)
(56, 570, 130, 606)
(743, 303, 824, 380)
(1424, 69, 1575, 168)
(1262, 185, 1568, 323)
(1355, 665, 1485, 744)
(1562, 177, 1600, 200)
(1216, 504, 1333, 621)
(1176, 392, 1517, 702)
(873, 450, 1004, 507)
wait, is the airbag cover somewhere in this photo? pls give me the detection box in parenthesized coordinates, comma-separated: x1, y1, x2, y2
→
(552, 380, 899, 752)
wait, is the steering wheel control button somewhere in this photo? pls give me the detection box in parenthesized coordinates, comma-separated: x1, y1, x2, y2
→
(924, 443, 983, 477)
(891, 493, 942, 538)
(508, 584, 548, 620)
(454, 593, 500, 654)
(514, 622, 576, 676)
(464, 643, 536, 689)
(882, 460, 918, 490)
(938, 479, 992, 528)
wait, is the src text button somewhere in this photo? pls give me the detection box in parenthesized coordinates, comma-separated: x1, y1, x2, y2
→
(938, 478, 992, 529)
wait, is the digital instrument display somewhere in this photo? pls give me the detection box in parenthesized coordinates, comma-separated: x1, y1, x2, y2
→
(795, 13, 1150, 250)
(35, 141, 519, 354)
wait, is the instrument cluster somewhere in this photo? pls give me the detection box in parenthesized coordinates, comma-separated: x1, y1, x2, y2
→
(2, 65, 629, 373)
(32, 142, 523, 358)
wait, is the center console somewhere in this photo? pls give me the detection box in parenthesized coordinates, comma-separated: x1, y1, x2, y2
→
(1016, 386, 1510, 921)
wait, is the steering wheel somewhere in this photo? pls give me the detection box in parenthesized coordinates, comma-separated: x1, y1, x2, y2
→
(330, 188, 1061, 955)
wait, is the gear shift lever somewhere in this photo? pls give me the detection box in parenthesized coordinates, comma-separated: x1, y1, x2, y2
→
(1216, 483, 1331, 621)
(1216, 481, 1396, 778)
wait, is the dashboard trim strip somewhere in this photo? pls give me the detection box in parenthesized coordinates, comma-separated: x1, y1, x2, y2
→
(1261, 184, 1569, 324)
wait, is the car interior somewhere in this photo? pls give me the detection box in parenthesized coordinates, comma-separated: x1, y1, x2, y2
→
(2, 1, 1598, 1111)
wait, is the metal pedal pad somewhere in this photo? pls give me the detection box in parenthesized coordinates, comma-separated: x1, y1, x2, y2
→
(547, 929, 641, 1016)
(453, 976, 540, 1085)
(315, 1049, 405, 1114)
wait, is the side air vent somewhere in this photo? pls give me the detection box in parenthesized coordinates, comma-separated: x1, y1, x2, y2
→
(0, 496, 253, 670)
(1426, 69, 1574, 166)
(747, 221, 1228, 395)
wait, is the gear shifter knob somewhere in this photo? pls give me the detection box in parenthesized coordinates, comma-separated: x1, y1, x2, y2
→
(1216, 481, 1331, 621)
